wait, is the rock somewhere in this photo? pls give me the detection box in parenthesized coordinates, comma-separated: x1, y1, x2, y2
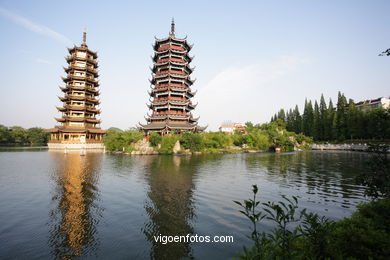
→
(173, 140, 181, 154)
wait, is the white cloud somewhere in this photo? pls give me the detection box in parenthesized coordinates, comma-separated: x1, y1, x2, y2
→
(0, 7, 72, 45)
(196, 55, 310, 130)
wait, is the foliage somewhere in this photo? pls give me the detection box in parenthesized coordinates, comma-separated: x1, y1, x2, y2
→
(103, 129, 144, 152)
(0, 124, 49, 145)
(27, 127, 49, 145)
(357, 144, 390, 199)
(158, 135, 179, 154)
(272, 91, 390, 141)
(235, 185, 390, 260)
(149, 132, 162, 147)
(179, 132, 203, 151)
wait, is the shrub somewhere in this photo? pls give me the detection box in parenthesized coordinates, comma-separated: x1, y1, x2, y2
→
(159, 135, 179, 154)
(180, 132, 203, 151)
(149, 132, 162, 147)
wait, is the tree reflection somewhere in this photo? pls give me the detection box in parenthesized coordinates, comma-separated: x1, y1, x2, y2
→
(48, 151, 103, 258)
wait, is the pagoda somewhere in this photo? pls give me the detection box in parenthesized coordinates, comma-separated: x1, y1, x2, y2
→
(140, 20, 206, 135)
(46, 31, 106, 150)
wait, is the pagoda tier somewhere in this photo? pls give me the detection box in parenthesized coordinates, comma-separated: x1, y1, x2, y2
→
(46, 32, 106, 149)
(140, 20, 206, 134)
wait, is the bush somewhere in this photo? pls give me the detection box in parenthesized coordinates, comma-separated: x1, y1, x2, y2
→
(159, 135, 179, 154)
(104, 129, 144, 152)
(235, 186, 390, 260)
(149, 132, 162, 147)
(180, 132, 203, 151)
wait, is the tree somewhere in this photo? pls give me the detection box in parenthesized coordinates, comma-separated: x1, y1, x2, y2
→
(336, 92, 347, 140)
(313, 101, 320, 140)
(9, 126, 28, 144)
(27, 127, 49, 145)
(292, 105, 302, 133)
(0, 124, 11, 143)
(303, 99, 314, 137)
(319, 94, 327, 141)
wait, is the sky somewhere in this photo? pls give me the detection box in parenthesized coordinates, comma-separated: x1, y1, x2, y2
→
(0, 0, 389, 131)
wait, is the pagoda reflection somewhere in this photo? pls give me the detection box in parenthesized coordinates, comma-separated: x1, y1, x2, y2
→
(48, 151, 103, 258)
(143, 155, 199, 260)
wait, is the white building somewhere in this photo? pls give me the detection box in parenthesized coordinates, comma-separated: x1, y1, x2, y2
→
(355, 97, 390, 111)
(219, 122, 246, 134)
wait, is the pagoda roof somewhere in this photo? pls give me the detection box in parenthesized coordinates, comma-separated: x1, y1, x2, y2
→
(139, 120, 198, 130)
(149, 89, 195, 98)
(45, 127, 107, 134)
(67, 46, 98, 58)
(60, 85, 100, 94)
(153, 36, 192, 50)
(64, 66, 99, 77)
(58, 95, 100, 104)
(62, 75, 99, 85)
(57, 105, 101, 114)
(152, 63, 194, 74)
(55, 117, 101, 123)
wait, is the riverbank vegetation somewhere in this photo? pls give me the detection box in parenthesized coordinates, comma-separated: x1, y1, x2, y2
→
(0, 124, 49, 145)
(235, 145, 390, 259)
(103, 121, 313, 154)
(272, 91, 390, 142)
(235, 186, 390, 260)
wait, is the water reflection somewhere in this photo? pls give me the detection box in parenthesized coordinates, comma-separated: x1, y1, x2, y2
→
(143, 155, 200, 260)
(245, 151, 369, 209)
(48, 151, 103, 258)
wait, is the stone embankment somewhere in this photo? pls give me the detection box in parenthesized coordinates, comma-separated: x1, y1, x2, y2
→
(311, 143, 369, 151)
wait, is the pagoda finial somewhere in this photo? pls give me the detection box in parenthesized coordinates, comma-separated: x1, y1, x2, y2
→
(170, 18, 175, 37)
(82, 28, 87, 47)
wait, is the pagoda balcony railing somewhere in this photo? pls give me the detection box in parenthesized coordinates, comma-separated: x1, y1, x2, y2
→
(157, 44, 185, 52)
(157, 57, 184, 64)
(66, 65, 99, 75)
(64, 85, 99, 93)
(64, 75, 98, 83)
(154, 97, 186, 101)
(66, 55, 97, 65)
(156, 70, 186, 76)
(155, 83, 186, 88)
(61, 95, 100, 103)
(60, 105, 101, 113)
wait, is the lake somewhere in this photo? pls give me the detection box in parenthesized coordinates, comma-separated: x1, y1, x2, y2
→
(0, 150, 371, 259)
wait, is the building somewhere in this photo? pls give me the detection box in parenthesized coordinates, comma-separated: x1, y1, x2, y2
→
(139, 20, 206, 135)
(355, 97, 390, 111)
(46, 32, 106, 150)
(219, 122, 246, 134)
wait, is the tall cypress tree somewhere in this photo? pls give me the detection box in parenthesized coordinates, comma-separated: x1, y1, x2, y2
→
(313, 101, 320, 140)
(326, 98, 335, 140)
(336, 92, 347, 140)
(292, 105, 302, 133)
(319, 94, 327, 141)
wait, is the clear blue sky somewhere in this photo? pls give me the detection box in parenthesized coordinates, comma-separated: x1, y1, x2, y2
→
(0, 0, 389, 130)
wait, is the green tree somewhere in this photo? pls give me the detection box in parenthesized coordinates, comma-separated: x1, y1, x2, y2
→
(9, 126, 28, 144)
(27, 127, 49, 145)
(0, 124, 11, 143)
(313, 101, 320, 141)
(319, 94, 328, 141)
(336, 92, 348, 140)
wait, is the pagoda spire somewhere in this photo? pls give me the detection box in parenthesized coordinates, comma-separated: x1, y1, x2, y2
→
(82, 29, 87, 47)
(170, 18, 175, 37)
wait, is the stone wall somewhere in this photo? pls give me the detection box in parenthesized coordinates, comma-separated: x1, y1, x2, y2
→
(311, 143, 369, 151)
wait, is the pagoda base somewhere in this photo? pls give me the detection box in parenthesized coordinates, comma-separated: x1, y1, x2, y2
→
(48, 142, 105, 151)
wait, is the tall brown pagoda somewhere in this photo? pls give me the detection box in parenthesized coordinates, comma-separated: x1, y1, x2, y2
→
(46, 32, 106, 150)
(140, 20, 206, 135)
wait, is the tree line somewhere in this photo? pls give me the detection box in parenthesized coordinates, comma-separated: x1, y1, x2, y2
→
(271, 92, 390, 141)
(0, 125, 49, 145)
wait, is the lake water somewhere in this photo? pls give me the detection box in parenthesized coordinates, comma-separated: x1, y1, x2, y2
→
(0, 150, 371, 259)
